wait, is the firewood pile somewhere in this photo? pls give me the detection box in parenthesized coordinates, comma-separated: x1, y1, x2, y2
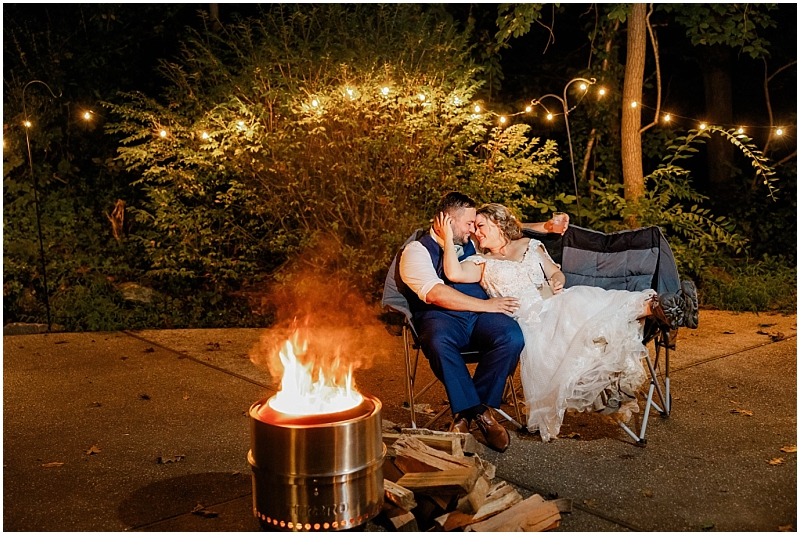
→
(376, 425, 570, 532)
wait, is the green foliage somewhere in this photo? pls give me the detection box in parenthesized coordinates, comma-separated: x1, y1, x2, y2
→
(699, 254, 796, 314)
(104, 4, 561, 300)
(659, 4, 778, 58)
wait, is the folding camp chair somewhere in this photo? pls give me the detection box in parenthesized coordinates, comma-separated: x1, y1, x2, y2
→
(525, 224, 682, 446)
(381, 229, 525, 430)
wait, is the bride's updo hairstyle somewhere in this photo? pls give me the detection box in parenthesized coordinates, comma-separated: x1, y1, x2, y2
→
(477, 203, 523, 240)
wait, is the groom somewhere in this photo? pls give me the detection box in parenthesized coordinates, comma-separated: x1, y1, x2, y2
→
(398, 191, 565, 452)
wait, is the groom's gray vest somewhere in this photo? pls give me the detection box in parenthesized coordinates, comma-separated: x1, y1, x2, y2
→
(402, 233, 488, 319)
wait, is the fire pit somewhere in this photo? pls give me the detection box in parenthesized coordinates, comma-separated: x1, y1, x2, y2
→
(248, 332, 385, 531)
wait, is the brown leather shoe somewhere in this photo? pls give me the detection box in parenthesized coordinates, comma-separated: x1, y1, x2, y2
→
(474, 410, 510, 452)
(449, 415, 470, 434)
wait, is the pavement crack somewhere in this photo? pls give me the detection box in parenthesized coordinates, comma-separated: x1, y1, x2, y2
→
(671, 333, 797, 374)
(122, 330, 277, 394)
(129, 492, 252, 531)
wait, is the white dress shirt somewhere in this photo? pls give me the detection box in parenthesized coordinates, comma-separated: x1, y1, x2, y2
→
(399, 228, 468, 303)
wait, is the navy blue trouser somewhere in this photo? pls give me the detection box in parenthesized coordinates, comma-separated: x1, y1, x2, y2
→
(414, 310, 524, 416)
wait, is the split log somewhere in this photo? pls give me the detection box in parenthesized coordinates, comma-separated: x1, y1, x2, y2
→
(384, 433, 463, 457)
(473, 454, 496, 480)
(471, 481, 523, 522)
(393, 435, 475, 474)
(456, 475, 490, 514)
(400, 427, 484, 455)
(379, 502, 419, 532)
(466, 494, 561, 532)
(384, 479, 417, 512)
(434, 510, 476, 532)
(396, 467, 479, 496)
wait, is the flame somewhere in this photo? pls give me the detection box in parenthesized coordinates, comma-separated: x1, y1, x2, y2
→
(267, 330, 362, 415)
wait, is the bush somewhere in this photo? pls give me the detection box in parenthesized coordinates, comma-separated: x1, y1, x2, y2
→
(699, 254, 797, 314)
(104, 5, 560, 299)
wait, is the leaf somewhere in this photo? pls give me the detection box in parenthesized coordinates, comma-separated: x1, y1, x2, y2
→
(778, 525, 793, 532)
(699, 521, 715, 531)
(183, 395, 190, 401)
(767, 457, 785, 466)
(642, 490, 653, 498)
(42, 462, 65, 468)
(191, 504, 219, 518)
(780, 446, 797, 453)
(140, 394, 151, 400)
(86, 445, 101, 455)
(157, 455, 185, 464)
(730, 408, 753, 416)
(143, 347, 155, 353)
(583, 499, 597, 508)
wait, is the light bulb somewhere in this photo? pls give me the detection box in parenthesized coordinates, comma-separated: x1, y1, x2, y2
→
(24, 120, 32, 128)
(201, 132, 209, 139)
(311, 99, 319, 108)
(474, 105, 481, 113)
(776, 128, 783, 136)
(238, 121, 244, 126)
(525, 106, 532, 113)
(454, 97, 461, 105)
(598, 88, 606, 96)
(418, 94, 426, 101)
(737, 127, 744, 134)
(500, 116, 507, 124)
(83, 111, 92, 120)
(381, 87, 389, 95)
(160, 130, 167, 137)
(546, 113, 553, 121)
(699, 123, 707, 130)
(664, 114, 671, 122)
(579, 83, 587, 91)
(631, 101, 638, 108)
(347, 89, 353, 96)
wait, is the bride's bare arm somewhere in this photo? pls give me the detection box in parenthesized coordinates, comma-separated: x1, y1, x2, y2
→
(433, 213, 483, 283)
(538, 245, 566, 293)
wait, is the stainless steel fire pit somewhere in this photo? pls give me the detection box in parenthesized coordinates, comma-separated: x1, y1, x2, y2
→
(248, 395, 385, 531)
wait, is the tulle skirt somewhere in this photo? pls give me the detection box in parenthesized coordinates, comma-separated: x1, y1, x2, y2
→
(516, 286, 655, 442)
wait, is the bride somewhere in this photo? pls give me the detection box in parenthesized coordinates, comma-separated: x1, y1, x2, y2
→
(434, 203, 695, 442)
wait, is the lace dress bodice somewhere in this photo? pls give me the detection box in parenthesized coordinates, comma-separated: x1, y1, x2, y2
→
(466, 238, 555, 324)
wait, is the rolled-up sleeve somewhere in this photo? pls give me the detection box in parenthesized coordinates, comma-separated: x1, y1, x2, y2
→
(399, 241, 443, 304)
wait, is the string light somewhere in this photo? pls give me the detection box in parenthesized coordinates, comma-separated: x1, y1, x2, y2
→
(160, 130, 167, 137)
(347, 89, 354, 97)
(201, 132, 209, 139)
(499, 116, 507, 124)
(546, 113, 553, 121)
(699, 123, 707, 130)
(776, 128, 783, 136)
(418, 94, 425, 102)
(525, 106, 532, 113)
(579, 83, 587, 91)
(631, 101, 638, 108)
(83, 111, 92, 120)
(664, 114, 671, 122)
(24, 120, 32, 128)
(381, 87, 389, 95)
(311, 99, 319, 108)
(737, 127, 744, 134)
(598, 88, 606, 96)
(474, 104, 481, 113)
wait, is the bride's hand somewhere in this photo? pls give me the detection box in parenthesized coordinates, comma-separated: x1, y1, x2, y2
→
(484, 297, 520, 315)
(551, 279, 564, 294)
(433, 212, 453, 243)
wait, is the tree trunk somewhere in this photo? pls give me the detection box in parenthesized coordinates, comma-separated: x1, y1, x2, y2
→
(621, 4, 647, 219)
(702, 45, 734, 203)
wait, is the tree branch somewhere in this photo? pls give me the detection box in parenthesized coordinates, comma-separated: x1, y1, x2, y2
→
(640, 4, 661, 134)
(774, 150, 797, 168)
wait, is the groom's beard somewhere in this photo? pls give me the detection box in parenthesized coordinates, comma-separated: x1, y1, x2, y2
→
(452, 235, 468, 246)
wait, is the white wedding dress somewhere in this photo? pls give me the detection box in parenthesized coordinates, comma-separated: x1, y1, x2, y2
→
(466, 238, 655, 442)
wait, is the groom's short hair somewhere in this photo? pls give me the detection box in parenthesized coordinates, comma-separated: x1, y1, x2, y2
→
(435, 191, 476, 216)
